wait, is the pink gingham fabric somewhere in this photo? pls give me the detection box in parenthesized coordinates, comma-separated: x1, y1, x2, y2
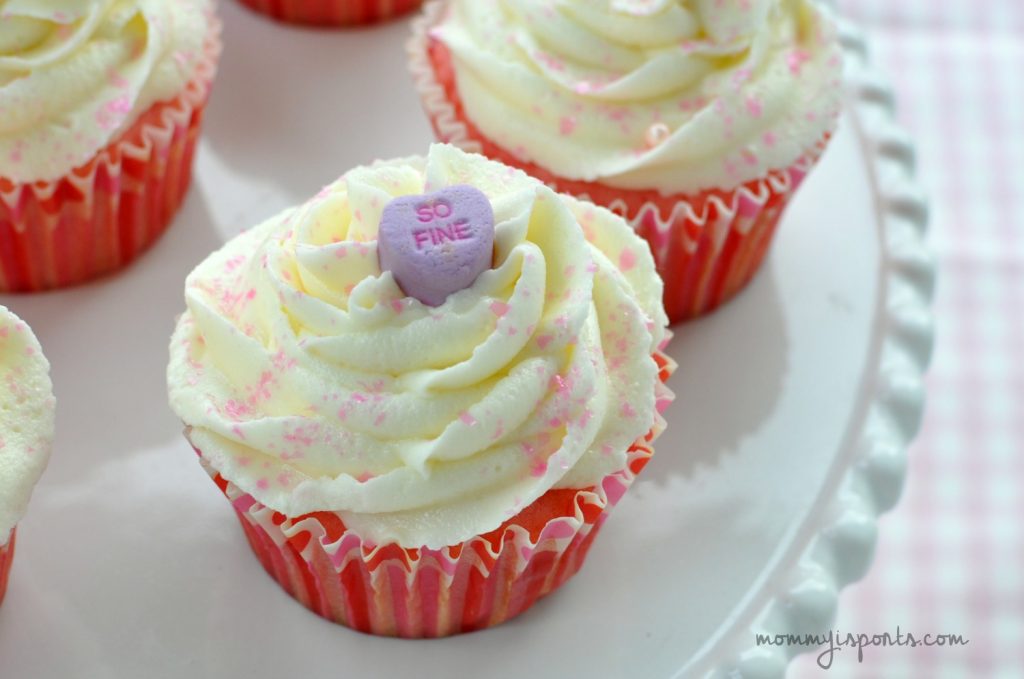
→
(794, 1, 1024, 676)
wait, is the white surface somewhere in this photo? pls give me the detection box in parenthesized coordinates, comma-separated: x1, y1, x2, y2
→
(0, 5, 931, 679)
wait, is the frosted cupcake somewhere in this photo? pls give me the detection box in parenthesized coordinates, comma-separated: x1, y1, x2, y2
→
(234, 0, 423, 26)
(0, 307, 56, 606)
(167, 144, 674, 636)
(0, 0, 222, 292)
(410, 0, 843, 322)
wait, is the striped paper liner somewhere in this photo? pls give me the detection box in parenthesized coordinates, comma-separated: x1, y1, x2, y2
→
(0, 530, 14, 608)
(408, 0, 833, 323)
(234, 0, 423, 26)
(0, 19, 222, 293)
(194, 349, 675, 637)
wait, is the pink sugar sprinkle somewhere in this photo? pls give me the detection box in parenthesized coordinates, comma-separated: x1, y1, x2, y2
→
(459, 412, 478, 426)
(535, 50, 565, 72)
(559, 116, 578, 136)
(746, 95, 763, 118)
(787, 49, 811, 75)
(489, 301, 510, 317)
(619, 248, 637, 271)
(536, 334, 554, 349)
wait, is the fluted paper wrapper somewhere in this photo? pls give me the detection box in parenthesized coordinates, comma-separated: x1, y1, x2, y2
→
(409, 0, 832, 323)
(0, 530, 15, 608)
(194, 349, 674, 637)
(0, 25, 221, 293)
(235, 0, 423, 25)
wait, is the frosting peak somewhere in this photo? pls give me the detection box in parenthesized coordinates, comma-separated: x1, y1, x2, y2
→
(168, 145, 667, 549)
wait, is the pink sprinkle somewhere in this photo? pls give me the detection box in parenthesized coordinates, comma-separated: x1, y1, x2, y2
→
(491, 420, 505, 441)
(745, 95, 763, 118)
(535, 50, 565, 72)
(559, 116, 578, 136)
(787, 49, 811, 75)
(536, 335, 554, 350)
(489, 301, 510, 317)
(621, 402, 637, 418)
(459, 412, 478, 426)
(619, 248, 637, 271)
(256, 478, 270, 490)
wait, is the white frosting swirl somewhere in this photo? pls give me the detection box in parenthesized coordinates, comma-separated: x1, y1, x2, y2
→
(0, 0, 213, 184)
(433, 0, 843, 194)
(0, 306, 55, 546)
(168, 145, 667, 549)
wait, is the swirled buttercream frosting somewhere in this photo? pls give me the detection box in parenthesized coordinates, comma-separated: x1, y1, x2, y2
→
(0, 306, 55, 545)
(0, 0, 213, 183)
(168, 144, 668, 549)
(431, 0, 843, 193)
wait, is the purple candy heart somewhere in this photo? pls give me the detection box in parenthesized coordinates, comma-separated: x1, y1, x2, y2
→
(377, 185, 495, 307)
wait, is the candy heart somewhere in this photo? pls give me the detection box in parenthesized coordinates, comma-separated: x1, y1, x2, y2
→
(377, 185, 495, 307)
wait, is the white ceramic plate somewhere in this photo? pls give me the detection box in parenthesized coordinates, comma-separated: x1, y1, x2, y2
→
(0, 6, 933, 678)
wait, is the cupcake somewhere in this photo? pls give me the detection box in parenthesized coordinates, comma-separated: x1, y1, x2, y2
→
(410, 0, 843, 322)
(234, 0, 423, 26)
(0, 0, 222, 293)
(0, 306, 55, 607)
(167, 144, 674, 637)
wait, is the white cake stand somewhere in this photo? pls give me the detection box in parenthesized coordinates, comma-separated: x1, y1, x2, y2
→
(0, 6, 933, 679)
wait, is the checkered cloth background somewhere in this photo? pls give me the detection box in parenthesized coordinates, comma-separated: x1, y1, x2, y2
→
(793, 1, 1024, 677)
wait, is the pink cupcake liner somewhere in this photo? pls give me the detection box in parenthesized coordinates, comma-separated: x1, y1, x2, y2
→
(234, 0, 423, 26)
(408, 0, 832, 323)
(0, 531, 14, 608)
(0, 22, 222, 293)
(193, 349, 675, 637)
